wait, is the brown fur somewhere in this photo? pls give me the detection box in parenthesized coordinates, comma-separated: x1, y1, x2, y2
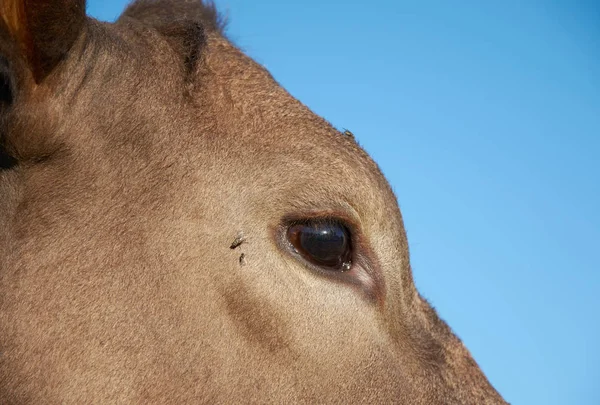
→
(0, 1, 507, 403)
(1, 0, 86, 82)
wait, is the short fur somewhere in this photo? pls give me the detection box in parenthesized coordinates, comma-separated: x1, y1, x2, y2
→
(0, 1, 507, 403)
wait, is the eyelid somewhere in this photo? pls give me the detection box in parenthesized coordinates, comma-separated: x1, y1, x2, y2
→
(280, 207, 362, 237)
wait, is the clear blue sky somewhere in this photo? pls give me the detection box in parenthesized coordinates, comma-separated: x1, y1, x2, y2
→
(88, 1, 600, 404)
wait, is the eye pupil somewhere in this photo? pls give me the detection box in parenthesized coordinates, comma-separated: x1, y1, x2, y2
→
(300, 226, 346, 265)
(287, 221, 352, 271)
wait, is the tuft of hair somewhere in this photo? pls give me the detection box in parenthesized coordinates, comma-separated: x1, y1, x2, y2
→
(119, 0, 227, 34)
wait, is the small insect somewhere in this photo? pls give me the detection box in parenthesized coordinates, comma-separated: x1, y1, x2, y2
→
(342, 129, 355, 139)
(230, 233, 246, 249)
(239, 253, 246, 267)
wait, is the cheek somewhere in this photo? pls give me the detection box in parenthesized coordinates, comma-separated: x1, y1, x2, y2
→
(217, 280, 295, 356)
(278, 301, 407, 400)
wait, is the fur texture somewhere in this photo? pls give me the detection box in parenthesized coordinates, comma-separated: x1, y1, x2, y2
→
(0, 1, 507, 403)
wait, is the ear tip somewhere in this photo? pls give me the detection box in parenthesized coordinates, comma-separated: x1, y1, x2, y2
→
(1, 0, 88, 83)
(1, 1, 24, 38)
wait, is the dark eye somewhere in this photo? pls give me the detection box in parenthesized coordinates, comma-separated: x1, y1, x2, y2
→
(0, 147, 17, 170)
(286, 220, 352, 271)
(0, 57, 13, 105)
(0, 58, 16, 170)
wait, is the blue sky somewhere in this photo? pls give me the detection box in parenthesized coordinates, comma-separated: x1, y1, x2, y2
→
(88, 1, 599, 403)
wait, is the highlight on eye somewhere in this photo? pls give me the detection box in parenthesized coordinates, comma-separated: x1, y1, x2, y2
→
(286, 219, 352, 272)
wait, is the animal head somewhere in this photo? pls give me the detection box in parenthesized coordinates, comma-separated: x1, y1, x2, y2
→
(0, 1, 506, 403)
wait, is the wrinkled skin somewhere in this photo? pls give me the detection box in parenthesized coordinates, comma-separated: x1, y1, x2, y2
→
(0, 1, 507, 403)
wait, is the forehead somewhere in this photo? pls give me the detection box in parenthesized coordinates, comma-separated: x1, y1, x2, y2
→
(48, 20, 393, 219)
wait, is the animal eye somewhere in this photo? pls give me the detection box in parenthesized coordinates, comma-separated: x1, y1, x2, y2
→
(0, 147, 17, 170)
(0, 57, 14, 105)
(286, 220, 352, 271)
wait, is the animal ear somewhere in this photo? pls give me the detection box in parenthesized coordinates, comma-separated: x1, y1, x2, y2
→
(0, 0, 87, 83)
